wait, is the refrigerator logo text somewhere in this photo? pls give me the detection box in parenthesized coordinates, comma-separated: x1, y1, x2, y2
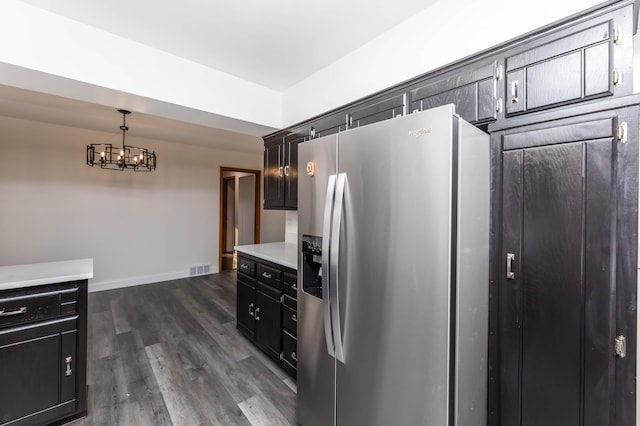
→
(408, 128, 431, 138)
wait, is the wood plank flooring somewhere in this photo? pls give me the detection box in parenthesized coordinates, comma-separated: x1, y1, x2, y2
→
(67, 270, 297, 426)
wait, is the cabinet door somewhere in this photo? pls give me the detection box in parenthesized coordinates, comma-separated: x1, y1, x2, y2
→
(505, 4, 633, 116)
(284, 132, 303, 210)
(349, 92, 407, 128)
(497, 114, 632, 426)
(236, 278, 255, 338)
(408, 60, 497, 124)
(0, 318, 77, 425)
(254, 285, 282, 362)
(309, 114, 348, 139)
(263, 139, 283, 209)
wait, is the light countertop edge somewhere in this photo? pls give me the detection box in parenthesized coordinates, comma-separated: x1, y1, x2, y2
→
(0, 259, 94, 291)
(235, 242, 297, 270)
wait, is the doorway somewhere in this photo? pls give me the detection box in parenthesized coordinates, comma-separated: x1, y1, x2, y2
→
(219, 167, 261, 272)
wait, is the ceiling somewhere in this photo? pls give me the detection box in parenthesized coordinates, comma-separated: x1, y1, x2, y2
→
(17, 0, 437, 91)
(3, 0, 438, 150)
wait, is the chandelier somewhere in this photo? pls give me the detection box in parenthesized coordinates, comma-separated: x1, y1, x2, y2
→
(86, 109, 157, 172)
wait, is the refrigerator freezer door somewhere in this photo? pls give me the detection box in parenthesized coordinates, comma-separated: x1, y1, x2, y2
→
(335, 105, 456, 426)
(298, 134, 338, 426)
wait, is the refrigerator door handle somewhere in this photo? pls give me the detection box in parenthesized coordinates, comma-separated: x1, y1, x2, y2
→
(322, 174, 337, 358)
(330, 173, 347, 363)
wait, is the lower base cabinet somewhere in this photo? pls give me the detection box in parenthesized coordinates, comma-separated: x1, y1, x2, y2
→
(0, 280, 88, 426)
(236, 254, 297, 379)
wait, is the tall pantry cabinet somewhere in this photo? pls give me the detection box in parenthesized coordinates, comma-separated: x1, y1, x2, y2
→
(489, 98, 638, 426)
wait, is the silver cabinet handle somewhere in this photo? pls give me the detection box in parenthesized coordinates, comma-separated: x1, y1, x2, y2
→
(291, 313, 297, 322)
(240, 263, 249, 270)
(511, 80, 519, 104)
(284, 165, 290, 176)
(322, 174, 337, 358)
(0, 307, 27, 317)
(65, 356, 73, 377)
(278, 166, 284, 177)
(291, 352, 297, 362)
(291, 283, 298, 291)
(262, 272, 272, 279)
(254, 307, 260, 321)
(249, 303, 254, 317)
(506, 253, 515, 280)
(330, 173, 347, 363)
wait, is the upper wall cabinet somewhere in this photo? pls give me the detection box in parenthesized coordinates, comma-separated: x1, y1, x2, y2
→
(309, 114, 348, 139)
(348, 92, 408, 128)
(408, 60, 498, 125)
(504, 3, 634, 116)
(263, 129, 306, 210)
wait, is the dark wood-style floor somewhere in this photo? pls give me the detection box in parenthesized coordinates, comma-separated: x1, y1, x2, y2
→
(68, 271, 297, 426)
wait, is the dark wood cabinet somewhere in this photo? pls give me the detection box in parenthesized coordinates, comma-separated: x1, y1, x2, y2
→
(236, 275, 256, 337)
(309, 114, 348, 139)
(408, 60, 498, 124)
(0, 280, 88, 426)
(348, 92, 407, 128)
(504, 3, 633, 117)
(263, 138, 283, 209)
(254, 283, 282, 361)
(263, 130, 304, 210)
(236, 254, 298, 378)
(488, 99, 638, 426)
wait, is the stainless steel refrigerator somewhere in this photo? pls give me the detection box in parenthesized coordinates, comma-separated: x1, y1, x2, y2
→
(297, 104, 490, 426)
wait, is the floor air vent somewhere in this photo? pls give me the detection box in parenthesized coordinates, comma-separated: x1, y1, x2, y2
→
(189, 264, 211, 276)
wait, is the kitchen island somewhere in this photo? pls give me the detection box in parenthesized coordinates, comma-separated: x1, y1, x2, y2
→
(0, 259, 92, 426)
(234, 242, 298, 378)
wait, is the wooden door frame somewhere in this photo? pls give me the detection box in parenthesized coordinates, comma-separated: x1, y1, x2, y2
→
(218, 167, 261, 271)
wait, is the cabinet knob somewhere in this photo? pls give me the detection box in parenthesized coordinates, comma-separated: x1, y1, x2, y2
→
(291, 313, 297, 322)
(249, 303, 254, 317)
(255, 307, 261, 321)
(262, 272, 272, 279)
(291, 352, 297, 362)
(291, 284, 298, 291)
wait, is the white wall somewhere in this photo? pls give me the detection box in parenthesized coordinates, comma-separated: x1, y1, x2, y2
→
(282, 0, 602, 126)
(0, 115, 280, 291)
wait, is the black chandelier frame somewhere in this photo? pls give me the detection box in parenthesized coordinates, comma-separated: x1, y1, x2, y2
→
(86, 109, 157, 172)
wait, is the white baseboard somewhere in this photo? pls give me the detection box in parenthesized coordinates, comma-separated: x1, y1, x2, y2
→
(88, 265, 220, 293)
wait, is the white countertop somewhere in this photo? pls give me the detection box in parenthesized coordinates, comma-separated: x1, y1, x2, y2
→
(0, 259, 94, 291)
(235, 242, 297, 270)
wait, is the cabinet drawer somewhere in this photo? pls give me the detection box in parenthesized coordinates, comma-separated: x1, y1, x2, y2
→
(257, 264, 283, 290)
(283, 304, 297, 335)
(282, 330, 297, 368)
(237, 257, 256, 277)
(0, 293, 60, 329)
(283, 271, 298, 298)
(256, 281, 281, 301)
